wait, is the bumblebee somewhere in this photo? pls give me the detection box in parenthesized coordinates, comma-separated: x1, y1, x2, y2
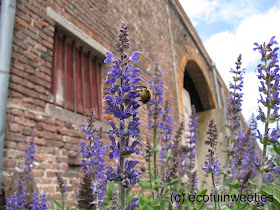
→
(135, 86, 152, 104)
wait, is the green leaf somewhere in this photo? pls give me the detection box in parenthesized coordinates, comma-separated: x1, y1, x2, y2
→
(261, 183, 280, 208)
(107, 181, 118, 198)
(239, 203, 249, 210)
(150, 197, 159, 207)
(152, 147, 161, 152)
(154, 205, 161, 210)
(139, 180, 152, 190)
(229, 182, 239, 189)
(273, 143, 280, 156)
(166, 179, 181, 186)
(200, 189, 207, 196)
(165, 153, 173, 158)
(51, 198, 63, 210)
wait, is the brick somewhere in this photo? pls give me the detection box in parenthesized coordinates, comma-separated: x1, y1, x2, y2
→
(4, 149, 25, 158)
(37, 122, 57, 132)
(32, 169, 44, 177)
(30, 75, 51, 89)
(22, 97, 34, 103)
(22, 127, 33, 135)
(10, 90, 23, 98)
(10, 109, 23, 116)
(8, 123, 21, 133)
(41, 178, 52, 184)
(35, 153, 47, 162)
(46, 140, 64, 148)
(23, 111, 35, 119)
(14, 117, 36, 127)
(3, 159, 17, 167)
(15, 17, 28, 28)
(17, 142, 28, 151)
(39, 19, 49, 28)
(4, 141, 17, 149)
(34, 99, 45, 107)
(42, 39, 53, 49)
(55, 120, 64, 127)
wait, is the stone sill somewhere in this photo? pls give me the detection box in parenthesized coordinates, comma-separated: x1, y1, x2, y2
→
(45, 103, 110, 133)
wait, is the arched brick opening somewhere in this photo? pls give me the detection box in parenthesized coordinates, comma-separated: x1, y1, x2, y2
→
(184, 60, 212, 112)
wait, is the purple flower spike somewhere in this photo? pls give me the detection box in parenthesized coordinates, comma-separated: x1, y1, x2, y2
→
(104, 51, 114, 63)
(129, 51, 141, 63)
(125, 197, 139, 210)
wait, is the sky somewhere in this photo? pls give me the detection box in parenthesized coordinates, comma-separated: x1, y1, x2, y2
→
(179, 0, 280, 126)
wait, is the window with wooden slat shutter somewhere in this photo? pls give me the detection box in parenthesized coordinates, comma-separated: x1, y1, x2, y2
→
(51, 28, 102, 120)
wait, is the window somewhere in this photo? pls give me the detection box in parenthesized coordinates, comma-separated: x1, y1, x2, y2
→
(51, 28, 102, 120)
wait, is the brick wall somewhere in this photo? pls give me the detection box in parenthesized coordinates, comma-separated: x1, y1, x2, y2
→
(3, 0, 229, 207)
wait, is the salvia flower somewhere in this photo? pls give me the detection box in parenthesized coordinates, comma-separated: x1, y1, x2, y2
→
(190, 170, 198, 195)
(104, 23, 144, 208)
(161, 160, 179, 183)
(254, 36, 280, 136)
(171, 122, 184, 164)
(78, 109, 107, 205)
(55, 172, 67, 194)
(106, 160, 143, 188)
(254, 36, 280, 194)
(232, 128, 251, 179)
(180, 105, 199, 176)
(159, 100, 173, 168)
(203, 119, 221, 175)
(226, 54, 245, 130)
(77, 170, 96, 210)
(29, 191, 48, 210)
(124, 197, 139, 210)
(24, 138, 36, 174)
(148, 63, 164, 129)
(107, 191, 120, 210)
(5, 175, 27, 210)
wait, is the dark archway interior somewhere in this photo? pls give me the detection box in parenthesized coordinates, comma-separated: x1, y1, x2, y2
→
(184, 70, 204, 112)
(184, 60, 212, 112)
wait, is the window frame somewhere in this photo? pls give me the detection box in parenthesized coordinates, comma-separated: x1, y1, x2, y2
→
(51, 27, 103, 120)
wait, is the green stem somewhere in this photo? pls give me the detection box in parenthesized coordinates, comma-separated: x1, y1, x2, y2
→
(256, 55, 270, 195)
(153, 126, 158, 181)
(120, 137, 125, 209)
(160, 156, 171, 176)
(148, 156, 154, 199)
(62, 192, 64, 209)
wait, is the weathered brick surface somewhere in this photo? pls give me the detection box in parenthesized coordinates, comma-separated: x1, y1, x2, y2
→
(3, 0, 231, 207)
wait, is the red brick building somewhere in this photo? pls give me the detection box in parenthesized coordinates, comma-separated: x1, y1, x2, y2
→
(0, 0, 231, 206)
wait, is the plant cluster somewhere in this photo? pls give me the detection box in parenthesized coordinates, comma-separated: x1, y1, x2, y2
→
(4, 24, 280, 210)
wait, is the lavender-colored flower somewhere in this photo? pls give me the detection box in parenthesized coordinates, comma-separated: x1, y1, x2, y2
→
(254, 36, 280, 193)
(106, 160, 143, 188)
(104, 23, 145, 208)
(147, 63, 164, 129)
(5, 175, 27, 210)
(125, 197, 139, 210)
(159, 100, 173, 168)
(202, 158, 221, 175)
(107, 191, 120, 210)
(203, 119, 221, 199)
(254, 36, 280, 136)
(180, 105, 199, 176)
(104, 24, 143, 161)
(77, 170, 96, 210)
(24, 138, 36, 174)
(162, 160, 179, 183)
(29, 191, 48, 210)
(55, 172, 67, 194)
(190, 171, 198, 195)
(232, 128, 251, 178)
(226, 54, 245, 131)
(78, 109, 107, 205)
